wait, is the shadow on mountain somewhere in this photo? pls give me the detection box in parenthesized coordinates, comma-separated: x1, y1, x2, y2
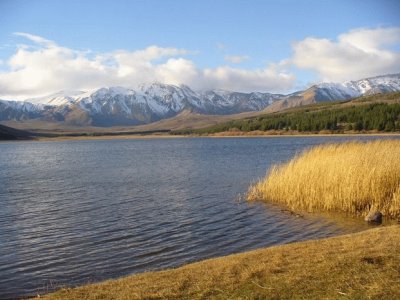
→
(0, 124, 35, 140)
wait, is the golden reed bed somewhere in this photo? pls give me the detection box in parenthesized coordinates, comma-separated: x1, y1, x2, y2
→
(248, 140, 400, 219)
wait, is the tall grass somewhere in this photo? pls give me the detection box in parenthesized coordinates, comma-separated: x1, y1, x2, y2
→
(248, 140, 400, 218)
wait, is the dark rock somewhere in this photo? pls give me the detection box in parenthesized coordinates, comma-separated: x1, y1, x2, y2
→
(364, 211, 383, 224)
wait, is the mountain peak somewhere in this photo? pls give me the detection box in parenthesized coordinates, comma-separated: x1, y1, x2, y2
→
(265, 73, 400, 113)
(25, 90, 86, 105)
(91, 86, 134, 97)
(138, 82, 179, 92)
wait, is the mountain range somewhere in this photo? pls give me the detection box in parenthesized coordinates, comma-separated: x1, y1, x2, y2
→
(1, 73, 399, 127)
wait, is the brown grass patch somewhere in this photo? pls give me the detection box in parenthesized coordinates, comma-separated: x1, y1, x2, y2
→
(248, 140, 400, 218)
(39, 226, 400, 299)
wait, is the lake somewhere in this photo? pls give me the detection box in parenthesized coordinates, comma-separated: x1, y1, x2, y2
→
(0, 136, 397, 299)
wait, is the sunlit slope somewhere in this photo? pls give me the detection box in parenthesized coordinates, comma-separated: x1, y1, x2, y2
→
(174, 91, 400, 134)
(41, 226, 400, 299)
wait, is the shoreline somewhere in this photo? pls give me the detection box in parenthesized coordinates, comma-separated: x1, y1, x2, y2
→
(38, 225, 400, 299)
(2, 131, 399, 142)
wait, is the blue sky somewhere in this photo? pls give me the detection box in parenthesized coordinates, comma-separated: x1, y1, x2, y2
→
(0, 0, 399, 99)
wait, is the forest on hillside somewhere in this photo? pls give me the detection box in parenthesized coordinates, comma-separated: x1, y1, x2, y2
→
(173, 102, 400, 134)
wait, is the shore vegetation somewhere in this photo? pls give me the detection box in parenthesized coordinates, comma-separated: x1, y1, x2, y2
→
(40, 226, 400, 300)
(248, 140, 400, 219)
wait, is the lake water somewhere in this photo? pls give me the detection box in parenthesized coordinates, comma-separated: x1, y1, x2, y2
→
(0, 136, 397, 299)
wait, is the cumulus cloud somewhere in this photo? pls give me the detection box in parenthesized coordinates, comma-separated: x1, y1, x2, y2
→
(0, 33, 295, 99)
(200, 66, 294, 92)
(291, 27, 400, 82)
(224, 55, 250, 64)
(2, 28, 399, 99)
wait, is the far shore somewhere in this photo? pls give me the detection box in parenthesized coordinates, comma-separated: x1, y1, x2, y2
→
(4, 131, 399, 142)
(32, 133, 184, 142)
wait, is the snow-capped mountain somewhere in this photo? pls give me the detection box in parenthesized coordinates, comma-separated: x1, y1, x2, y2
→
(0, 99, 45, 121)
(0, 83, 280, 126)
(25, 90, 86, 106)
(0, 74, 399, 126)
(265, 73, 400, 112)
(316, 73, 400, 99)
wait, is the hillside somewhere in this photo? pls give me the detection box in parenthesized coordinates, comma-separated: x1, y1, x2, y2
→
(265, 73, 400, 113)
(1, 109, 261, 134)
(0, 124, 35, 140)
(173, 92, 400, 135)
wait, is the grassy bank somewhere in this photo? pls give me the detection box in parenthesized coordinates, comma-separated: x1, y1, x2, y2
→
(248, 140, 400, 219)
(40, 226, 400, 299)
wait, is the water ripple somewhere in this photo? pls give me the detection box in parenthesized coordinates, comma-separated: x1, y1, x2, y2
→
(1, 136, 393, 299)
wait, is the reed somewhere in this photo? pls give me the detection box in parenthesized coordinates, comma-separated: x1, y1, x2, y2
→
(248, 140, 400, 218)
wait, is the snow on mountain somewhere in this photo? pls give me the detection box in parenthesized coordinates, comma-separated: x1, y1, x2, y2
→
(1, 73, 399, 126)
(25, 90, 86, 106)
(265, 73, 400, 112)
(0, 99, 45, 120)
(316, 74, 400, 100)
(343, 74, 400, 95)
(44, 83, 279, 125)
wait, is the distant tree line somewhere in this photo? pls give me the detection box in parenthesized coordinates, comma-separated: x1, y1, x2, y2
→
(173, 102, 400, 134)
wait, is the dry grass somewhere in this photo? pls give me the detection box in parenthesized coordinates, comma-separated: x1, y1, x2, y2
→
(1, 110, 261, 134)
(248, 140, 400, 219)
(39, 226, 400, 299)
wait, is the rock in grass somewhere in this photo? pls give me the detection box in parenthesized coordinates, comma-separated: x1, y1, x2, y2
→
(365, 211, 383, 224)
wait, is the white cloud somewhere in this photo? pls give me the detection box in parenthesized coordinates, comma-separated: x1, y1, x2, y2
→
(0, 33, 295, 99)
(224, 55, 249, 64)
(14, 32, 56, 47)
(155, 58, 200, 86)
(2, 28, 399, 99)
(200, 66, 294, 92)
(291, 27, 400, 82)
